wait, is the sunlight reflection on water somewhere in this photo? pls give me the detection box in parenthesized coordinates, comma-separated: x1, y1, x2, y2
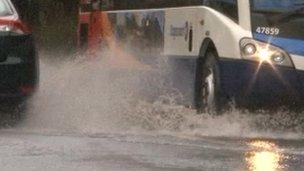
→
(246, 141, 285, 171)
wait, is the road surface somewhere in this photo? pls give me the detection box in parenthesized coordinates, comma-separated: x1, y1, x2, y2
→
(0, 128, 303, 171)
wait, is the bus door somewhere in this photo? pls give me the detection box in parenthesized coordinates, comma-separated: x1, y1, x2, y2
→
(165, 9, 198, 57)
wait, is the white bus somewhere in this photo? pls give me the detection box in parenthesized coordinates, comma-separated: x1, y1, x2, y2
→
(98, 0, 304, 111)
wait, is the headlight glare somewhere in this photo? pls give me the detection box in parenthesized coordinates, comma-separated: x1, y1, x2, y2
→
(240, 38, 293, 67)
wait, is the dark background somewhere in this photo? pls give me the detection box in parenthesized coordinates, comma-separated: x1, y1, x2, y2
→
(11, 0, 79, 56)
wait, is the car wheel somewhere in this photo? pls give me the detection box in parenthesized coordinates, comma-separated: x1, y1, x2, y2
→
(195, 52, 224, 114)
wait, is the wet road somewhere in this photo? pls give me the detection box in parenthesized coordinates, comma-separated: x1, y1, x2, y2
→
(0, 130, 303, 171)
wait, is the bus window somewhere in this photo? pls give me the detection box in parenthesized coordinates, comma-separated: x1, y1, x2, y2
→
(204, 0, 239, 23)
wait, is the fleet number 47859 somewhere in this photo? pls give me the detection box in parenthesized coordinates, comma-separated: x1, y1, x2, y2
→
(256, 27, 280, 35)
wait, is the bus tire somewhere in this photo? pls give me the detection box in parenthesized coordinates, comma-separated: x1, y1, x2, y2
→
(195, 52, 224, 114)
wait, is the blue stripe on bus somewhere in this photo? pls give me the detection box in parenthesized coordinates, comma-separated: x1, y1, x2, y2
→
(252, 1, 298, 10)
(253, 33, 304, 56)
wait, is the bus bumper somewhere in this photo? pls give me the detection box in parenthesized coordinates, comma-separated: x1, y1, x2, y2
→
(218, 58, 304, 105)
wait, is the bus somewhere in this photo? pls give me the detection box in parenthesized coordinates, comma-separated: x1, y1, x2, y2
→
(80, 0, 304, 112)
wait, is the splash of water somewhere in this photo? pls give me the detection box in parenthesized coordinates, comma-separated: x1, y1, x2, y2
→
(20, 52, 304, 140)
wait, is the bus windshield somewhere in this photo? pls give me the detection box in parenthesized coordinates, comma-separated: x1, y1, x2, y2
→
(250, 0, 304, 40)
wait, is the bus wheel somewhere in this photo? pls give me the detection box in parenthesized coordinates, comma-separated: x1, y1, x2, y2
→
(196, 52, 223, 114)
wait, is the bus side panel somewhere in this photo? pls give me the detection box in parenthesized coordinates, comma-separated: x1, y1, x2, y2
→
(164, 8, 201, 57)
(197, 7, 250, 60)
(105, 11, 166, 66)
(164, 7, 247, 58)
(102, 10, 197, 105)
(163, 8, 203, 105)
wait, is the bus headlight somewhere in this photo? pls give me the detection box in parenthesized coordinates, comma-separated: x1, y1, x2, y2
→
(243, 43, 257, 56)
(272, 52, 285, 64)
(240, 38, 293, 67)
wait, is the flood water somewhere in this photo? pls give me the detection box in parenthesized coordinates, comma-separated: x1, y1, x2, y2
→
(1, 52, 303, 171)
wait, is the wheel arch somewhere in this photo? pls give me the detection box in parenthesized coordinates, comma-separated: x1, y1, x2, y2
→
(199, 38, 219, 60)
